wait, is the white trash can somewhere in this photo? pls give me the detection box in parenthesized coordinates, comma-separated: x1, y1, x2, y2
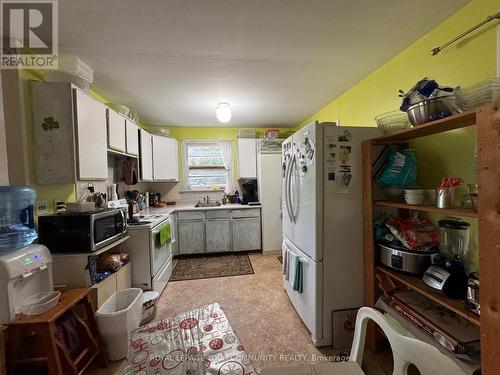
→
(96, 288, 143, 360)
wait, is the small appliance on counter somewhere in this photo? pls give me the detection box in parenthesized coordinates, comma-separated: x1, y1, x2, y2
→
(241, 179, 259, 205)
(378, 243, 438, 275)
(0, 245, 53, 323)
(422, 218, 470, 299)
(466, 272, 480, 315)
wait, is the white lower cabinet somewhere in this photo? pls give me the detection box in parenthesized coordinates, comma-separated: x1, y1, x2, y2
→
(206, 220, 231, 253)
(178, 221, 205, 254)
(232, 218, 262, 251)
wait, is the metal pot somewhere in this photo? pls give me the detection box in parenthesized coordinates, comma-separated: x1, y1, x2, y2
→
(406, 96, 462, 126)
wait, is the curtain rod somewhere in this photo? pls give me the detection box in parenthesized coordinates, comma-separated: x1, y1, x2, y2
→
(431, 11, 500, 56)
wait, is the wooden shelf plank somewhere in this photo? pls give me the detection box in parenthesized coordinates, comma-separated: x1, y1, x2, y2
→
(374, 200, 478, 218)
(371, 110, 477, 143)
(375, 265, 480, 326)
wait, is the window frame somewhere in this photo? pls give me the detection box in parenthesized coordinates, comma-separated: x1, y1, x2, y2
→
(181, 141, 232, 192)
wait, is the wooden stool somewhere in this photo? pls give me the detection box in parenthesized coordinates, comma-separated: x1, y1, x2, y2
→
(7, 288, 107, 374)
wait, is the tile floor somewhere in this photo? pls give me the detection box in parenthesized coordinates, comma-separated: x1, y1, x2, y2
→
(87, 253, 390, 374)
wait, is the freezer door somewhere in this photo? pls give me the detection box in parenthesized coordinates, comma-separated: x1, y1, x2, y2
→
(282, 238, 323, 343)
(290, 123, 321, 260)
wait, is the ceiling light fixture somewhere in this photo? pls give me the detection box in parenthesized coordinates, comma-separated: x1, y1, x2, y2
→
(216, 102, 232, 123)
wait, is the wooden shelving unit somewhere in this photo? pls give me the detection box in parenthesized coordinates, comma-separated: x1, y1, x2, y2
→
(373, 200, 478, 218)
(363, 103, 500, 373)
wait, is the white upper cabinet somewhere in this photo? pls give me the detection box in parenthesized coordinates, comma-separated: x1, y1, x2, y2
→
(152, 135, 178, 181)
(167, 137, 179, 181)
(125, 119, 139, 156)
(73, 88, 108, 180)
(139, 128, 153, 181)
(107, 108, 126, 152)
(237, 138, 257, 179)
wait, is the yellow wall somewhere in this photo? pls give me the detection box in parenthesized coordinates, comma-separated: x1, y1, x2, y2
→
(299, 0, 497, 126)
(298, 0, 497, 271)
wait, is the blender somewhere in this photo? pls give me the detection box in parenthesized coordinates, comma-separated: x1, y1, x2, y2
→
(422, 218, 470, 298)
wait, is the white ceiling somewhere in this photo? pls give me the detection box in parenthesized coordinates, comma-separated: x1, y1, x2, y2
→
(57, 0, 468, 127)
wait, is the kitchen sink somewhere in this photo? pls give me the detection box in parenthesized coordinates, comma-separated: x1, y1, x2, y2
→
(194, 202, 221, 208)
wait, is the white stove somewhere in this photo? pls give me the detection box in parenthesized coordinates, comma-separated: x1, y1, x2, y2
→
(110, 196, 174, 293)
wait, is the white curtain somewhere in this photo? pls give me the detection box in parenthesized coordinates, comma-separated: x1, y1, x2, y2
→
(218, 141, 234, 194)
(181, 141, 191, 190)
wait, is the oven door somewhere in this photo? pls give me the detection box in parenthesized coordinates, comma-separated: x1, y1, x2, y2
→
(92, 210, 126, 250)
(150, 219, 172, 276)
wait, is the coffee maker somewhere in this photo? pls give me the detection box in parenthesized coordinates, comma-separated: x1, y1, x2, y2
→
(241, 180, 259, 205)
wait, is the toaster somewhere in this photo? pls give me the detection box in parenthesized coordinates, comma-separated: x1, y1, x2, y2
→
(466, 272, 480, 315)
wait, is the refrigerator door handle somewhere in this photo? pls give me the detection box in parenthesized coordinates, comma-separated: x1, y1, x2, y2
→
(288, 155, 297, 223)
(284, 157, 294, 224)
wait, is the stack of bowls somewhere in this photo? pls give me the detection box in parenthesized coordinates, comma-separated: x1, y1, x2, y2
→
(404, 189, 425, 205)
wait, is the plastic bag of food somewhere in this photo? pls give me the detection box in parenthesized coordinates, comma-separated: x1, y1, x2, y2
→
(377, 146, 416, 188)
(97, 253, 124, 272)
(385, 216, 439, 250)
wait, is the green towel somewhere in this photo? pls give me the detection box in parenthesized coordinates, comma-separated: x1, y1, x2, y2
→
(293, 256, 303, 293)
(159, 223, 171, 246)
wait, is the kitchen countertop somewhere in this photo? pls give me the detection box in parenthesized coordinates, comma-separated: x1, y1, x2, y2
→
(140, 202, 261, 216)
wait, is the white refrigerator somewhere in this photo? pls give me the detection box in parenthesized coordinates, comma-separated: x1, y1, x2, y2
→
(282, 121, 379, 346)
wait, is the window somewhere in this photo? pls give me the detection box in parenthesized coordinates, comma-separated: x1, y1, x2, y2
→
(182, 141, 233, 191)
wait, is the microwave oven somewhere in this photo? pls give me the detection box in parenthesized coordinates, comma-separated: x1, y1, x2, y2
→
(38, 209, 127, 253)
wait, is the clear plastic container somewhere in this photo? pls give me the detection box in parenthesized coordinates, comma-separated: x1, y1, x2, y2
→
(22, 291, 61, 315)
(0, 186, 38, 253)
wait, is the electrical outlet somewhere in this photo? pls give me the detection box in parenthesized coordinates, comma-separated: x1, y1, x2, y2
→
(36, 200, 49, 216)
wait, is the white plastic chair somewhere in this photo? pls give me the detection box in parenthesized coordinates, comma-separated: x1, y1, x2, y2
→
(261, 307, 466, 375)
(350, 307, 466, 375)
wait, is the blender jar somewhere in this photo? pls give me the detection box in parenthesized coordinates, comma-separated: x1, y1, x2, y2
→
(438, 218, 470, 260)
(0, 186, 37, 253)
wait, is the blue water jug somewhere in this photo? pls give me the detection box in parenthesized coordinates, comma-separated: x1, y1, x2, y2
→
(0, 186, 37, 253)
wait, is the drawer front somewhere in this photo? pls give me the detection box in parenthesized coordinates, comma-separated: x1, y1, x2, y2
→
(232, 208, 261, 218)
(206, 210, 230, 219)
(178, 211, 205, 221)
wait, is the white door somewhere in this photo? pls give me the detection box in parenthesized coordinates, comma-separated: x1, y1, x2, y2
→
(282, 238, 323, 342)
(291, 123, 320, 261)
(126, 120, 139, 155)
(139, 129, 153, 181)
(258, 152, 283, 251)
(282, 135, 294, 242)
(237, 138, 257, 178)
(107, 109, 126, 152)
(73, 88, 108, 180)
